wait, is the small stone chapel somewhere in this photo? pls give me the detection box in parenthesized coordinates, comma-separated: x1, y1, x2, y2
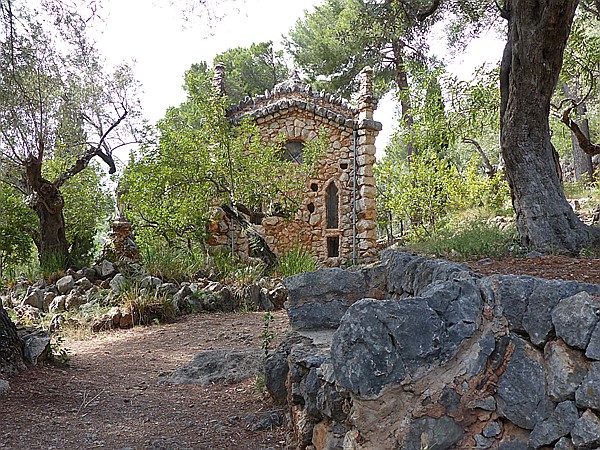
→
(208, 66, 382, 266)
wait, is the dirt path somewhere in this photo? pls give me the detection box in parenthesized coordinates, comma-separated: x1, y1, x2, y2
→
(1, 311, 290, 450)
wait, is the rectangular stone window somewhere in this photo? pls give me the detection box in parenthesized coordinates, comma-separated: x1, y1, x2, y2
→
(327, 237, 339, 258)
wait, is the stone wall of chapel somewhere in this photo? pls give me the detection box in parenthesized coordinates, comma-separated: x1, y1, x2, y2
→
(208, 68, 380, 266)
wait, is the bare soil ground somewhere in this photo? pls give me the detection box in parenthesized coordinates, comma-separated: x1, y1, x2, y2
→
(1, 311, 290, 450)
(2, 255, 600, 450)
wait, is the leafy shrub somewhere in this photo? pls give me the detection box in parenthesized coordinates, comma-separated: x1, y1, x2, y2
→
(120, 284, 176, 326)
(407, 209, 518, 260)
(275, 246, 318, 277)
(141, 239, 209, 282)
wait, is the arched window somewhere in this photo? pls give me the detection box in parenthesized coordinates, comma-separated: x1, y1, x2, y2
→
(326, 182, 339, 229)
(283, 141, 304, 163)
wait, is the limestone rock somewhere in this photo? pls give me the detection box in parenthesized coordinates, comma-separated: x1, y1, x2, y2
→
(575, 361, 600, 410)
(49, 295, 66, 313)
(109, 273, 127, 293)
(554, 437, 575, 450)
(523, 280, 600, 347)
(479, 275, 536, 333)
(545, 340, 589, 402)
(571, 409, 600, 448)
(21, 287, 44, 310)
(95, 259, 116, 279)
(161, 349, 264, 385)
(64, 292, 86, 310)
(42, 292, 56, 312)
(265, 350, 289, 405)
(331, 297, 445, 397)
(496, 335, 553, 430)
(74, 277, 92, 291)
(552, 292, 600, 349)
(157, 283, 178, 296)
(400, 416, 464, 450)
(284, 268, 368, 331)
(528, 401, 579, 448)
(56, 275, 74, 295)
(22, 330, 50, 365)
(140, 275, 162, 290)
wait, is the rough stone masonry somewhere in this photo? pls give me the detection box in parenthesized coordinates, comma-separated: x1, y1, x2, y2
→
(266, 250, 600, 449)
(208, 67, 381, 266)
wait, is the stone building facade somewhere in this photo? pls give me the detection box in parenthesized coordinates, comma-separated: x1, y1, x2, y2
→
(210, 67, 381, 266)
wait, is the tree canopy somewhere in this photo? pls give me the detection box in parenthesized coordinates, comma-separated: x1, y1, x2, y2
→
(0, 0, 139, 266)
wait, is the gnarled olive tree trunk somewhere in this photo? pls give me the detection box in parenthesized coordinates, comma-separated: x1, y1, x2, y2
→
(500, 0, 600, 253)
(25, 157, 70, 266)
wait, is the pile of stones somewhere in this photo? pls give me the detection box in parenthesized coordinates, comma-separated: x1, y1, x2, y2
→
(1, 259, 287, 367)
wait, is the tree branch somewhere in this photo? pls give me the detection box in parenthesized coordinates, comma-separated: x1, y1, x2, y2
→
(463, 138, 496, 177)
(54, 108, 127, 188)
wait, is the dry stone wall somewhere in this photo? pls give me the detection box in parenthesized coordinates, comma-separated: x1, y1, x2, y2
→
(211, 69, 381, 266)
(267, 250, 600, 449)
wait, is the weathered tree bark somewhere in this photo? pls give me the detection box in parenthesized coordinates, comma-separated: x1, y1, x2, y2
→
(500, 0, 600, 253)
(562, 82, 594, 182)
(0, 305, 25, 378)
(25, 157, 70, 265)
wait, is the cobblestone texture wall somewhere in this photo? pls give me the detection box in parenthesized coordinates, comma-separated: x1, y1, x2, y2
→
(210, 68, 381, 266)
(269, 250, 600, 450)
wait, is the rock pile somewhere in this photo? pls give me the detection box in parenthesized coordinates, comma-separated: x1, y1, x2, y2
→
(2, 260, 286, 336)
(266, 250, 600, 449)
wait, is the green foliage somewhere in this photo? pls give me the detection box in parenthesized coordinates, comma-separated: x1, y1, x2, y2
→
(140, 239, 208, 282)
(43, 160, 113, 266)
(285, 0, 498, 99)
(275, 246, 319, 278)
(213, 41, 289, 104)
(0, 184, 36, 282)
(0, 1, 139, 266)
(376, 149, 511, 240)
(407, 211, 518, 260)
(48, 334, 71, 368)
(261, 311, 275, 358)
(120, 283, 177, 326)
(122, 67, 321, 247)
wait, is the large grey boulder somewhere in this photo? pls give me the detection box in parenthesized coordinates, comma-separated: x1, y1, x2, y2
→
(331, 297, 446, 397)
(496, 335, 553, 430)
(545, 340, 589, 402)
(479, 275, 535, 333)
(56, 275, 74, 295)
(284, 267, 377, 331)
(553, 292, 600, 350)
(575, 361, 600, 410)
(382, 250, 473, 297)
(523, 280, 600, 347)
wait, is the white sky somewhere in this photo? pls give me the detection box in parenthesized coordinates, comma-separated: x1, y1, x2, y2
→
(89, 0, 505, 156)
